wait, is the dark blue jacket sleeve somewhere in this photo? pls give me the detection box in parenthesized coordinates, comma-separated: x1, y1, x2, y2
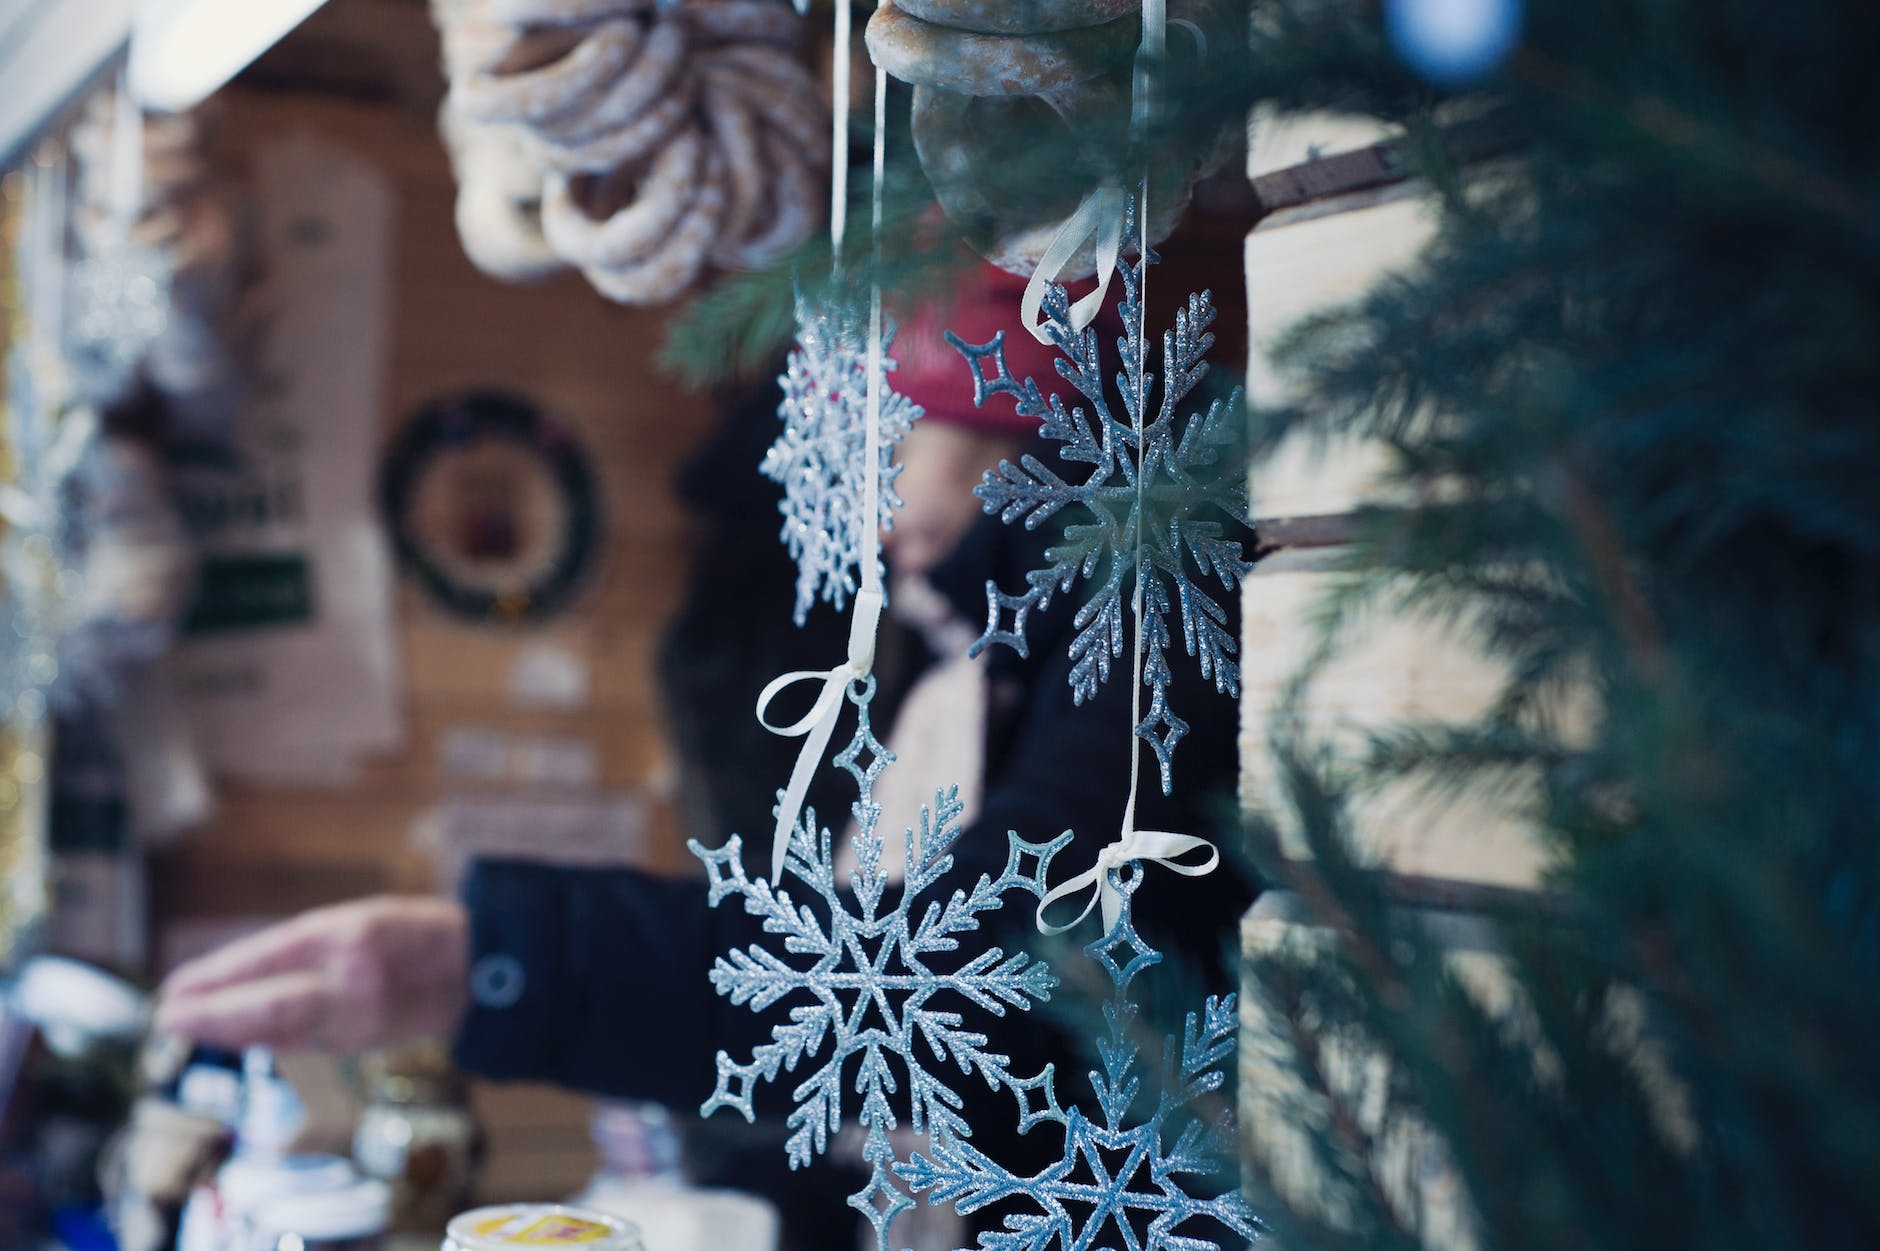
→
(454, 556, 1252, 1109)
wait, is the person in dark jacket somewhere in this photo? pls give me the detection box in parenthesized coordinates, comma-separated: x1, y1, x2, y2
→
(155, 267, 1255, 1245)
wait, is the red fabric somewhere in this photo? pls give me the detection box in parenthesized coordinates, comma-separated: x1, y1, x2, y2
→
(893, 263, 1123, 433)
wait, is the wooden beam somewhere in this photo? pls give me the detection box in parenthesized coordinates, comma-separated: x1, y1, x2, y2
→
(1250, 111, 1520, 218)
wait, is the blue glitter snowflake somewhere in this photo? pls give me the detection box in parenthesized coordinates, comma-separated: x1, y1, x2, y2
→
(66, 239, 169, 408)
(687, 681, 1071, 1247)
(899, 866, 1263, 1251)
(763, 296, 923, 625)
(947, 234, 1252, 794)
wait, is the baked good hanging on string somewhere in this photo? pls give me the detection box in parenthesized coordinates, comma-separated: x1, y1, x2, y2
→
(865, 0, 1236, 278)
(432, 0, 829, 304)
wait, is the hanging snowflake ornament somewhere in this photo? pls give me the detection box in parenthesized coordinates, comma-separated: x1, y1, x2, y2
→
(763, 295, 924, 625)
(899, 865, 1263, 1251)
(688, 679, 1072, 1247)
(947, 228, 1253, 794)
(65, 238, 170, 407)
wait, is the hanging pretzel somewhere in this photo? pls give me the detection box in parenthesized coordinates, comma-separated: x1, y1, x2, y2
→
(432, 0, 828, 303)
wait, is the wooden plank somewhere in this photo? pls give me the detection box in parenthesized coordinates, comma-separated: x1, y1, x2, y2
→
(1248, 109, 1520, 216)
(468, 1081, 599, 1205)
(1253, 512, 1365, 555)
(1246, 193, 1440, 522)
(1238, 567, 1554, 889)
(1252, 142, 1409, 216)
(1239, 886, 1516, 1245)
(156, 70, 716, 963)
(1247, 109, 1399, 185)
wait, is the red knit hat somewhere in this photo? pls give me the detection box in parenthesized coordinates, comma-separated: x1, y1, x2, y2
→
(893, 262, 1123, 434)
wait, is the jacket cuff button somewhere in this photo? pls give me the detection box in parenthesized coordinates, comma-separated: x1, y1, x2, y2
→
(470, 953, 526, 1009)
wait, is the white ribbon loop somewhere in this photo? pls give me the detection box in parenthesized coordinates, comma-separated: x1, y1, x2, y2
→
(1036, 828, 1220, 936)
(757, 586, 883, 883)
(1021, 183, 1127, 346)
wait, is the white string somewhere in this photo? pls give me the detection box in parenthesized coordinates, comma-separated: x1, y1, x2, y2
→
(1121, 174, 1149, 841)
(828, 0, 851, 268)
(758, 52, 893, 884)
(1036, 0, 1225, 936)
(862, 65, 886, 603)
(1019, 0, 1168, 344)
(1121, 0, 1161, 847)
(1019, 183, 1125, 346)
(111, 63, 144, 239)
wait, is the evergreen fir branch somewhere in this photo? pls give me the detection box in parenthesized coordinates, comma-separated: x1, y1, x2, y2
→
(1236, 2, 1880, 1244)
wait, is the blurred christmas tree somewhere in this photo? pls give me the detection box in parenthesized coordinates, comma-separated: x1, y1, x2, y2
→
(1236, 1, 1880, 1248)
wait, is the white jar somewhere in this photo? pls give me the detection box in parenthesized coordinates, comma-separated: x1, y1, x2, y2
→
(178, 1153, 359, 1251)
(443, 1204, 643, 1251)
(251, 1178, 392, 1251)
(220, 1154, 358, 1218)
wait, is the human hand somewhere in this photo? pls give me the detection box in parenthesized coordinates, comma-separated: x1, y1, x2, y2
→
(154, 896, 470, 1055)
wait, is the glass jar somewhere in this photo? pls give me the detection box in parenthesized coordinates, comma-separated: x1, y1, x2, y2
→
(352, 1044, 480, 1234)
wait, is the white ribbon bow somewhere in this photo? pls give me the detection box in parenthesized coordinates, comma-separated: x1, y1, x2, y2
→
(1020, 183, 1128, 346)
(1036, 827, 1220, 936)
(1019, 0, 1170, 348)
(755, 585, 884, 883)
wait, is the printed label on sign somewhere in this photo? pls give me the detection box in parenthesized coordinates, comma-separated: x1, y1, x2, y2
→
(470, 1214, 616, 1244)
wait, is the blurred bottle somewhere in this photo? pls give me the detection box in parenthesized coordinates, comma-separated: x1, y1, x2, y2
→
(174, 1047, 362, 1251)
(351, 1042, 481, 1234)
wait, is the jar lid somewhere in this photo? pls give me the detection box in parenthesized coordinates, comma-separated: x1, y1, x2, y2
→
(218, 1154, 357, 1211)
(252, 1179, 391, 1240)
(444, 1205, 642, 1250)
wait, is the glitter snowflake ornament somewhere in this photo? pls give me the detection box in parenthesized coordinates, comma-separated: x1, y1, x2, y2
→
(688, 680, 1071, 1247)
(899, 866, 1263, 1251)
(948, 230, 1253, 794)
(764, 296, 923, 625)
(65, 238, 170, 407)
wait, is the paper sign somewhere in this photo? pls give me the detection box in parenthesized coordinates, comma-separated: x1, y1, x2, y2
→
(171, 132, 403, 782)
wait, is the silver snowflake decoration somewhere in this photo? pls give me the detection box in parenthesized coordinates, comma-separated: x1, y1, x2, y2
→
(763, 296, 923, 626)
(899, 866, 1263, 1251)
(948, 232, 1252, 794)
(66, 238, 170, 406)
(688, 681, 1071, 1247)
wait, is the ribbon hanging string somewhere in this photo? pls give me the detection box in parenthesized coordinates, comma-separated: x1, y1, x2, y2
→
(758, 59, 894, 883)
(1020, 183, 1125, 346)
(1033, 0, 1224, 933)
(755, 588, 882, 883)
(1037, 828, 1219, 936)
(1018, 0, 1168, 346)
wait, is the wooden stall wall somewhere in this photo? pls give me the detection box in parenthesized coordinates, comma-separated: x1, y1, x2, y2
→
(145, 0, 717, 1200)
(1235, 112, 1568, 1242)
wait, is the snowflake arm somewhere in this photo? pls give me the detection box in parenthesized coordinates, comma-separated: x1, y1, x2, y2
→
(947, 215, 1254, 793)
(764, 295, 923, 625)
(690, 688, 1068, 1249)
(899, 868, 1266, 1251)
